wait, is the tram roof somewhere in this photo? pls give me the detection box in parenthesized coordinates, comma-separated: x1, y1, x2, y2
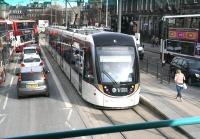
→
(92, 32, 135, 47)
(163, 14, 200, 19)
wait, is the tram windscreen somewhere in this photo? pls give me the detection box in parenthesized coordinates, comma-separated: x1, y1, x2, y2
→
(96, 47, 136, 83)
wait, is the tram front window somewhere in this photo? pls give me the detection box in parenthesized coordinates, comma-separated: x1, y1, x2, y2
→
(97, 47, 136, 84)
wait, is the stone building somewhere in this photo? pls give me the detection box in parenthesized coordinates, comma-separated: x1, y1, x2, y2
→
(0, 0, 9, 19)
(81, 0, 200, 42)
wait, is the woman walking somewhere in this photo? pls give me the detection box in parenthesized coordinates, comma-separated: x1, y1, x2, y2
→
(174, 69, 185, 101)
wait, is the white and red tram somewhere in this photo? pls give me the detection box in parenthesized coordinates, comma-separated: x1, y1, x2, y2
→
(46, 26, 141, 108)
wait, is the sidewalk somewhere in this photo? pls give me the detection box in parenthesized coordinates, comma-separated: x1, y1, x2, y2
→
(140, 72, 200, 138)
(142, 42, 160, 54)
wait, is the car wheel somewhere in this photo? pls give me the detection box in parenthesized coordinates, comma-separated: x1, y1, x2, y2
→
(188, 77, 192, 86)
(17, 92, 22, 99)
(45, 91, 49, 97)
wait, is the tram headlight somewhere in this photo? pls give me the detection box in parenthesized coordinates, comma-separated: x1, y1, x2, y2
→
(98, 84, 104, 93)
(112, 88, 117, 93)
(134, 84, 140, 92)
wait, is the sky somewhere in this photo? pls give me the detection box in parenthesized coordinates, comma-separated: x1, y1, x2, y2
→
(4, 0, 80, 6)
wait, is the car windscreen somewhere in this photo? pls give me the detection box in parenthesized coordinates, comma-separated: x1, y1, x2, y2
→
(24, 49, 36, 54)
(24, 58, 40, 63)
(189, 59, 200, 69)
(21, 72, 43, 81)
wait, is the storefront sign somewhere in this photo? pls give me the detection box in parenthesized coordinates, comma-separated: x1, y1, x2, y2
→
(168, 28, 198, 41)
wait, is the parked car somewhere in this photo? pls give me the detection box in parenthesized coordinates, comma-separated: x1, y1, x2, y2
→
(17, 66, 49, 98)
(170, 56, 200, 85)
(137, 44, 144, 60)
(21, 54, 44, 68)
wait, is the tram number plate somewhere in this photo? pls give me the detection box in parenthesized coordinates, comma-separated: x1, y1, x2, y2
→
(118, 88, 128, 93)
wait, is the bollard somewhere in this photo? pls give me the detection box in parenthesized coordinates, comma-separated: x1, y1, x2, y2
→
(168, 68, 171, 83)
(156, 63, 159, 79)
(146, 58, 149, 73)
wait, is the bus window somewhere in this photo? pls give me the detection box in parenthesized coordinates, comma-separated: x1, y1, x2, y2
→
(0, 23, 6, 35)
(190, 18, 200, 28)
(17, 23, 24, 30)
(175, 18, 184, 28)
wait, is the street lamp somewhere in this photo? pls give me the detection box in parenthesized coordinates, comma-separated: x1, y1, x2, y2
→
(105, 0, 108, 27)
(51, 0, 52, 25)
(117, 0, 122, 32)
(65, 0, 68, 28)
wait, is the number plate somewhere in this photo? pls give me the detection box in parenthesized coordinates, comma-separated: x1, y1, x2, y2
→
(119, 88, 128, 93)
(26, 84, 38, 88)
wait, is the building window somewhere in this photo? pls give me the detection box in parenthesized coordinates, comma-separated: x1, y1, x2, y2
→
(194, 0, 198, 3)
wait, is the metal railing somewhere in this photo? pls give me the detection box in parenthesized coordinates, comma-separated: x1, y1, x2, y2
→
(140, 56, 171, 83)
(4, 117, 200, 139)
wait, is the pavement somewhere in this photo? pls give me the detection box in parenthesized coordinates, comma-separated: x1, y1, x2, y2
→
(140, 42, 200, 138)
(142, 42, 160, 54)
(140, 71, 200, 139)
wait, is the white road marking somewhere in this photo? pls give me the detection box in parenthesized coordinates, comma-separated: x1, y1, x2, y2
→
(3, 55, 19, 110)
(67, 109, 73, 121)
(9, 77, 14, 87)
(3, 93, 8, 110)
(41, 47, 72, 108)
(0, 114, 6, 125)
(41, 41, 86, 139)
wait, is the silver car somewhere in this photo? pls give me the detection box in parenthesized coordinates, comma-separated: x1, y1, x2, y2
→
(17, 66, 49, 98)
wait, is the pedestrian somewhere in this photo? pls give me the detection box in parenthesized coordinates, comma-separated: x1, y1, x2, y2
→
(155, 36, 159, 47)
(174, 69, 185, 102)
(151, 35, 155, 47)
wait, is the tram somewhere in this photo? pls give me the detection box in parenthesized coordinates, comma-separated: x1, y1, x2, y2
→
(46, 26, 140, 108)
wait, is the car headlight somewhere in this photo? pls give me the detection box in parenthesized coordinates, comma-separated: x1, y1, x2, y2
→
(195, 73, 200, 78)
(138, 46, 144, 51)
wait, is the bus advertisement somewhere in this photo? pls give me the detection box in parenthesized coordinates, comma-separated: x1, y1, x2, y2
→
(160, 14, 200, 63)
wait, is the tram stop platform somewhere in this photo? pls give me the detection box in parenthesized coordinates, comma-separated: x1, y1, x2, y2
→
(140, 72, 200, 139)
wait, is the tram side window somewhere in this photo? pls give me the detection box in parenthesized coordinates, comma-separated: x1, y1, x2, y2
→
(63, 44, 71, 63)
(83, 48, 94, 83)
(71, 47, 81, 73)
(62, 37, 72, 63)
(56, 42, 61, 54)
(49, 34, 54, 45)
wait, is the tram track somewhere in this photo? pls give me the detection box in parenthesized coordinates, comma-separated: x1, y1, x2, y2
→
(101, 103, 188, 139)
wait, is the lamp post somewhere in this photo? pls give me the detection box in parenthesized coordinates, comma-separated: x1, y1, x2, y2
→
(65, 0, 68, 28)
(105, 0, 108, 27)
(117, 0, 121, 32)
(51, 0, 52, 25)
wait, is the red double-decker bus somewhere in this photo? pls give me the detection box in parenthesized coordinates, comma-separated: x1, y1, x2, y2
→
(0, 20, 8, 84)
(12, 20, 37, 52)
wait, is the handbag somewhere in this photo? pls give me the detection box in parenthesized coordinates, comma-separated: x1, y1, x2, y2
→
(183, 83, 187, 89)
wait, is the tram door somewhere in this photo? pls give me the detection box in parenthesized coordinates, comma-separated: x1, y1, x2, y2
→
(79, 50, 84, 94)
